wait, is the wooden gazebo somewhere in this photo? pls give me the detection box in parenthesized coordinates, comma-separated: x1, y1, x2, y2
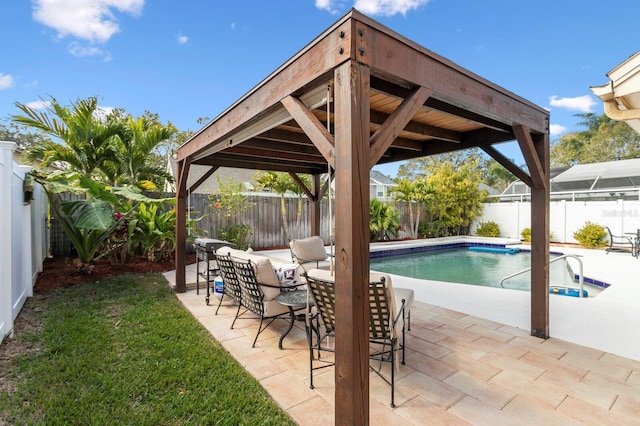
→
(175, 9, 550, 424)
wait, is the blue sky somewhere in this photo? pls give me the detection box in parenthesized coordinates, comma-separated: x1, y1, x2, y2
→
(1, 0, 639, 177)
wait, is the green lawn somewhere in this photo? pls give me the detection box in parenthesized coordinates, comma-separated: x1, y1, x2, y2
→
(0, 273, 296, 425)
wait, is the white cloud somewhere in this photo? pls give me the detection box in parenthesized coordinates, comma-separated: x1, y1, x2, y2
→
(177, 34, 188, 44)
(0, 73, 14, 89)
(68, 43, 112, 61)
(25, 100, 52, 110)
(354, 0, 430, 16)
(230, 22, 236, 30)
(549, 95, 596, 113)
(315, 0, 341, 14)
(32, 0, 144, 43)
(549, 124, 567, 136)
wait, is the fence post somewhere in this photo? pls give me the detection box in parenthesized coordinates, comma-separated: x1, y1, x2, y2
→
(0, 142, 15, 341)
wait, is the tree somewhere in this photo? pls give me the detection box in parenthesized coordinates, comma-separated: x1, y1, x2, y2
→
(551, 113, 640, 166)
(102, 115, 176, 189)
(256, 171, 297, 245)
(209, 176, 254, 250)
(397, 149, 486, 180)
(391, 178, 430, 239)
(422, 159, 487, 236)
(13, 96, 121, 178)
(0, 118, 51, 152)
(483, 160, 516, 193)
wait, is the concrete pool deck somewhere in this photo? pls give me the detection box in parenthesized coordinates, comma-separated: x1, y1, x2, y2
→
(165, 237, 640, 424)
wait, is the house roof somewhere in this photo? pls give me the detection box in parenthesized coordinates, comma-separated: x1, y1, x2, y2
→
(591, 50, 640, 135)
(369, 170, 396, 186)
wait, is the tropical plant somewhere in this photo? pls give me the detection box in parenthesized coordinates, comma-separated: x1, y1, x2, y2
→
(32, 170, 172, 270)
(130, 202, 177, 261)
(573, 222, 607, 248)
(13, 96, 121, 178)
(475, 221, 500, 237)
(369, 199, 399, 241)
(101, 114, 176, 189)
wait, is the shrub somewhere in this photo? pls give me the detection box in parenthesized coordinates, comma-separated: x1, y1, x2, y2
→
(219, 224, 252, 250)
(475, 221, 500, 237)
(521, 227, 554, 242)
(369, 199, 399, 241)
(573, 222, 607, 248)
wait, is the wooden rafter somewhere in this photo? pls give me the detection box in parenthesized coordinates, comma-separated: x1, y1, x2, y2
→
(281, 95, 335, 166)
(188, 165, 218, 194)
(369, 86, 433, 168)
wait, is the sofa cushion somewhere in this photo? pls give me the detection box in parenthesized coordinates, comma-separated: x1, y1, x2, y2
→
(216, 246, 281, 300)
(290, 236, 329, 263)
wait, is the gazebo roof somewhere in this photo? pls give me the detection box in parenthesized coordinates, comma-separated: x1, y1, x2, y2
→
(177, 9, 548, 179)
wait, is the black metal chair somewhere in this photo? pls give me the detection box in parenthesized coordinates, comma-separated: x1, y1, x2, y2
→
(305, 269, 406, 408)
(232, 257, 302, 348)
(605, 227, 634, 254)
(214, 252, 243, 326)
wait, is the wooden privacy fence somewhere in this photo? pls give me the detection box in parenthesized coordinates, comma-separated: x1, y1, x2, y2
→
(50, 193, 423, 255)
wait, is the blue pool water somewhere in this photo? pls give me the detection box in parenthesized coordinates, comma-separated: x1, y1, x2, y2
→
(370, 248, 604, 295)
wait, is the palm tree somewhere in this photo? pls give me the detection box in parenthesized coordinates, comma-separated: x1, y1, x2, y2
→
(256, 171, 295, 244)
(102, 116, 176, 189)
(391, 178, 428, 239)
(13, 96, 120, 179)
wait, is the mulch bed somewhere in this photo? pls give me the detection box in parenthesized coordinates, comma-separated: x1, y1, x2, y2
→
(34, 253, 197, 292)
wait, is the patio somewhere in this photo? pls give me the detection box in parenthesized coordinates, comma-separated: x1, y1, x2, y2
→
(166, 243, 640, 425)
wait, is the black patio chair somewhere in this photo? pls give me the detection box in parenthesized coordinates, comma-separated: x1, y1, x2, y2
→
(214, 252, 243, 326)
(305, 269, 406, 408)
(231, 257, 302, 348)
(605, 227, 634, 254)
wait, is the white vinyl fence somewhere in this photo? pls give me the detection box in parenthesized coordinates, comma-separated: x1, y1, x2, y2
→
(473, 199, 640, 243)
(1, 141, 47, 343)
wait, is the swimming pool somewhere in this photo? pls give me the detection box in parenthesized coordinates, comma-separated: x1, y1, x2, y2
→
(370, 247, 605, 296)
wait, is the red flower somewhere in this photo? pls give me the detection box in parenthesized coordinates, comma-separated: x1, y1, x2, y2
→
(114, 212, 123, 220)
(214, 202, 220, 209)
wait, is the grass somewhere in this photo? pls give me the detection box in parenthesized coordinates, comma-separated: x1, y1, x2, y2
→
(0, 273, 296, 425)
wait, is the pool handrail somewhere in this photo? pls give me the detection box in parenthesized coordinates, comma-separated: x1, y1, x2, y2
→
(498, 254, 585, 297)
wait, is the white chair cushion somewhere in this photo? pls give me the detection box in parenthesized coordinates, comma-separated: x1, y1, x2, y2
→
(290, 236, 329, 262)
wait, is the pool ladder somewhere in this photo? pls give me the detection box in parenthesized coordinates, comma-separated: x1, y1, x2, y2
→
(498, 254, 585, 297)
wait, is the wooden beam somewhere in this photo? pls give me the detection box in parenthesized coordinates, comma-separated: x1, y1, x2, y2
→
(289, 172, 314, 201)
(369, 86, 433, 168)
(174, 157, 191, 294)
(188, 165, 218, 194)
(333, 60, 370, 425)
(480, 145, 532, 187)
(281, 95, 335, 166)
(514, 125, 546, 190)
(529, 131, 550, 338)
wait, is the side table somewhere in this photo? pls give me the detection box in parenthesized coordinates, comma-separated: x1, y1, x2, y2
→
(275, 289, 312, 349)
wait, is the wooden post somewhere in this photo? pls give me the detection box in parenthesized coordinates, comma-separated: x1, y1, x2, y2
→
(174, 158, 190, 294)
(333, 60, 370, 425)
(530, 131, 550, 338)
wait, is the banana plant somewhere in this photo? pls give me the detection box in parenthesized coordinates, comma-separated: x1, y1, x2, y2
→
(33, 171, 172, 270)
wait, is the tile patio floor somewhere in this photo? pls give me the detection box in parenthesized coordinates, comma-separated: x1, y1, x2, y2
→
(173, 275, 640, 425)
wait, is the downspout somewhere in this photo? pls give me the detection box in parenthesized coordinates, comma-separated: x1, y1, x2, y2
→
(603, 99, 640, 121)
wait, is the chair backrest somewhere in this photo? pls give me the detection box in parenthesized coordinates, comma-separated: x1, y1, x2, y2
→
(232, 258, 265, 317)
(290, 236, 328, 263)
(306, 272, 337, 335)
(215, 252, 243, 302)
(305, 269, 398, 340)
